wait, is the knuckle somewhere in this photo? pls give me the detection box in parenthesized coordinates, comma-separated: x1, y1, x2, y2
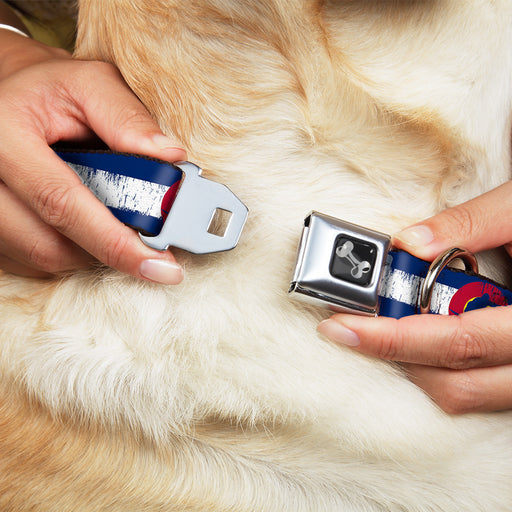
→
(34, 182, 81, 231)
(28, 239, 65, 274)
(374, 323, 404, 360)
(375, 337, 399, 360)
(101, 232, 131, 270)
(436, 371, 482, 414)
(442, 318, 487, 369)
(442, 204, 476, 242)
(115, 104, 153, 131)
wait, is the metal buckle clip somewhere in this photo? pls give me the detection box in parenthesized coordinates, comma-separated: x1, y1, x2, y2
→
(289, 212, 391, 316)
(140, 161, 248, 254)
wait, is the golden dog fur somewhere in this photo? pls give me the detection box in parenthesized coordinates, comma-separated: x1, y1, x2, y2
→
(1, 1, 512, 510)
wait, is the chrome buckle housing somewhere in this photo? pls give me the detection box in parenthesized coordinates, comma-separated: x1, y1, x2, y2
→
(289, 212, 391, 316)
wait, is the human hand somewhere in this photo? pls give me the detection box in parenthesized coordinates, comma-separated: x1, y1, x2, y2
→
(318, 180, 512, 414)
(0, 30, 186, 282)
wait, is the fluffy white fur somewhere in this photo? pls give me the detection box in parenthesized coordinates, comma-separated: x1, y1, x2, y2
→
(1, 0, 512, 510)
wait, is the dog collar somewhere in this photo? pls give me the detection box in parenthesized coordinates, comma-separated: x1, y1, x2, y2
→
(289, 211, 512, 318)
(56, 150, 248, 254)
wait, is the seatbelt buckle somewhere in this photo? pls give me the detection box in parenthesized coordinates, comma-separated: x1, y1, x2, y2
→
(289, 211, 391, 316)
(140, 161, 248, 254)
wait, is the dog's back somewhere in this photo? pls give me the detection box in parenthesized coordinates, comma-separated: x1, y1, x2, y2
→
(1, 1, 512, 510)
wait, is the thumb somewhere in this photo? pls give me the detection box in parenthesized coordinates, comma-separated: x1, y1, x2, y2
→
(392, 181, 512, 260)
(72, 61, 187, 163)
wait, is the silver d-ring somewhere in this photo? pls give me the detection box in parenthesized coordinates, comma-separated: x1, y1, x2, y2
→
(419, 247, 478, 314)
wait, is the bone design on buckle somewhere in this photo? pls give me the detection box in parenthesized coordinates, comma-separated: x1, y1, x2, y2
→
(289, 211, 512, 319)
(331, 237, 376, 285)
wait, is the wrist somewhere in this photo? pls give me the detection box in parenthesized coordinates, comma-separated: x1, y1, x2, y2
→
(0, 1, 29, 34)
(0, 23, 29, 38)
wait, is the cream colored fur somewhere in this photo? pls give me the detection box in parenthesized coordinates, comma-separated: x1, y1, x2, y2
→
(1, 1, 512, 510)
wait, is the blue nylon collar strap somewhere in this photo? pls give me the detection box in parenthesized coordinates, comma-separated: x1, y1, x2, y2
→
(56, 149, 248, 254)
(379, 249, 512, 318)
(52, 158, 510, 319)
(289, 211, 512, 319)
(57, 150, 182, 236)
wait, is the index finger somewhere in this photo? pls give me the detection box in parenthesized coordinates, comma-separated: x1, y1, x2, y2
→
(393, 180, 512, 262)
(317, 306, 512, 370)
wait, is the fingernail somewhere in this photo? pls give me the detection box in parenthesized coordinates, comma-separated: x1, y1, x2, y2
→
(394, 225, 434, 248)
(139, 259, 183, 285)
(317, 319, 360, 347)
(151, 134, 187, 159)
